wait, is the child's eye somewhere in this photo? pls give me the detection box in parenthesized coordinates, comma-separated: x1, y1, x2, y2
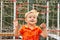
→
(29, 16, 31, 18)
(33, 17, 35, 18)
(33, 16, 36, 18)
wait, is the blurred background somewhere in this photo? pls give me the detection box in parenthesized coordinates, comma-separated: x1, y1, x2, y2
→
(0, 0, 60, 40)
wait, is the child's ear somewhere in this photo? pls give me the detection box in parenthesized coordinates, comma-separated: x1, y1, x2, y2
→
(25, 18, 27, 23)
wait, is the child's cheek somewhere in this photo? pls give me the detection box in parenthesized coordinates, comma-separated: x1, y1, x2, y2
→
(27, 18, 31, 22)
(29, 18, 31, 20)
(36, 19, 37, 23)
(35, 19, 37, 21)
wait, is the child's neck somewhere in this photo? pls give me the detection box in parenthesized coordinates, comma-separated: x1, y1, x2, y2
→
(27, 23, 36, 28)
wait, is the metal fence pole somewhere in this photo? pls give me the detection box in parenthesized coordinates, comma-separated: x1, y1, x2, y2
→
(13, 0, 16, 40)
(57, 2, 60, 40)
(46, 1, 49, 40)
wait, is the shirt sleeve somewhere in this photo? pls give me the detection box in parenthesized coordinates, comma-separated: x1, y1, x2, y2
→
(38, 27, 42, 34)
(18, 26, 25, 35)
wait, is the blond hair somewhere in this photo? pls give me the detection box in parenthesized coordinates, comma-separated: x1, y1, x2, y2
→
(25, 9, 39, 18)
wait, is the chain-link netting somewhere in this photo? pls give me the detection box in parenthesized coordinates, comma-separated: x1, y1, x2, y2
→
(0, 0, 60, 40)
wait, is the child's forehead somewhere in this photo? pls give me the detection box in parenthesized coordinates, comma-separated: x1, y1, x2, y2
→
(27, 13, 37, 17)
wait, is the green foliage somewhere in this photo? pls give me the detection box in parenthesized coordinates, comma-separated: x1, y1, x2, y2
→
(0, 0, 59, 33)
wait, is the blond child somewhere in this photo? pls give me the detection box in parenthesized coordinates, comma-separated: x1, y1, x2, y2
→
(13, 9, 48, 40)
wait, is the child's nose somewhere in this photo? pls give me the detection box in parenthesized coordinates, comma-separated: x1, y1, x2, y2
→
(31, 17, 34, 20)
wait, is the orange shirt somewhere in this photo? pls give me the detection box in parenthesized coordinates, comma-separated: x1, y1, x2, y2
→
(18, 25, 42, 40)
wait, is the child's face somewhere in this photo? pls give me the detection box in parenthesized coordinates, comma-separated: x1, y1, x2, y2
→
(25, 13, 37, 25)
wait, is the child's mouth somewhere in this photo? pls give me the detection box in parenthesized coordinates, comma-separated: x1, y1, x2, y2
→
(30, 21, 34, 22)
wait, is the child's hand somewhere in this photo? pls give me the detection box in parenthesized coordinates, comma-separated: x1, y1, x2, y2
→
(40, 23, 46, 29)
(13, 19, 18, 27)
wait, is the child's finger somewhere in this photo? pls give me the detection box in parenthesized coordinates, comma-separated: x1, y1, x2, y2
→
(13, 19, 18, 27)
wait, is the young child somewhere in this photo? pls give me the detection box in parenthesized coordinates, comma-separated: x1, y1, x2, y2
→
(13, 9, 48, 40)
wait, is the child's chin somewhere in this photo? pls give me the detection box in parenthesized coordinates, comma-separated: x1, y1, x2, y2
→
(29, 22, 35, 25)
